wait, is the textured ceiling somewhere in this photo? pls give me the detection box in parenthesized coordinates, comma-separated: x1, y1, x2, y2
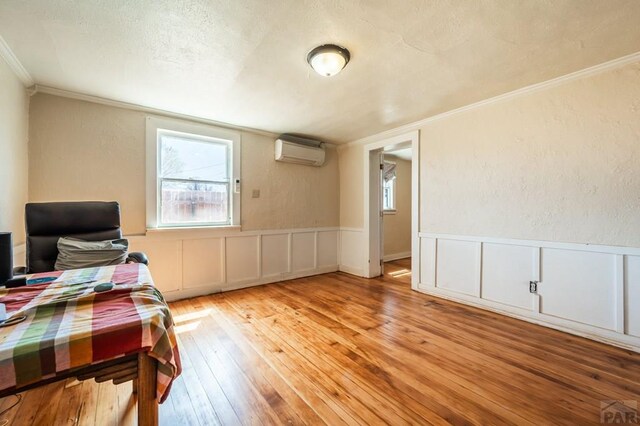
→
(1, 0, 640, 143)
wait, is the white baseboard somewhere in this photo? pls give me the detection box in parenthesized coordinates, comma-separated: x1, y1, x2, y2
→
(164, 265, 339, 302)
(383, 251, 411, 262)
(416, 284, 640, 353)
(338, 264, 366, 277)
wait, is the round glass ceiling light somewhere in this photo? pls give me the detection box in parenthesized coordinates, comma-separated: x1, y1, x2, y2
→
(307, 44, 351, 77)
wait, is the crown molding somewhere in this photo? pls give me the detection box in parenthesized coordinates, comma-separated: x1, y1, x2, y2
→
(346, 50, 640, 147)
(0, 35, 34, 87)
(24, 48, 639, 148)
(32, 84, 283, 139)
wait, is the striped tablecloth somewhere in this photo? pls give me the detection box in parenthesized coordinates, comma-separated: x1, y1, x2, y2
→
(0, 263, 181, 402)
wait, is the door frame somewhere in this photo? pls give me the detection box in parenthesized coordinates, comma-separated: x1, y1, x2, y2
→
(362, 130, 420, 288)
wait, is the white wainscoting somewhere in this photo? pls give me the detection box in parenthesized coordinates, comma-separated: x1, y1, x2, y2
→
(338, 228, 366, 277)
(12, 243, 26, 269)
(418, 233, 640, 352)
(627, 256, 640, 338)
(338, 227, 412, 276)
(127, 227, 339, 301)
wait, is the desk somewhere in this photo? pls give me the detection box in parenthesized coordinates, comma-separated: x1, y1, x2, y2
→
(0, 263, 181, 426)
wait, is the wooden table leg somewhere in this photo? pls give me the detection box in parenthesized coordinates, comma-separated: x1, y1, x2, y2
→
(137, 352, 158, 426)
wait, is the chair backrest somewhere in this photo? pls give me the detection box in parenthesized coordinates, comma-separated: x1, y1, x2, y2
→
(25, 201, 123, 273)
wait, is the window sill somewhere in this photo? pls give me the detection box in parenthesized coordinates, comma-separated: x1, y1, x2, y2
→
(383, 210, 397, 215)
(145, 225, 242, 239)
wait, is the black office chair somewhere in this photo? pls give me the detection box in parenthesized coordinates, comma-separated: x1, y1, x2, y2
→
(16, 201, 148, 274)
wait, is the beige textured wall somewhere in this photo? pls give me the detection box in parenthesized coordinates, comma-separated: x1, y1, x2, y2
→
(28, 93, 339, 234)
(383, 157, 411, 256)
(337, 143, 364, 228)
(241, 131, 339, 230)
(0, 59, 29, 244)
(29, 95, 146, 234)
(420, 61, 640, 247)
(338, 60, 640, 248)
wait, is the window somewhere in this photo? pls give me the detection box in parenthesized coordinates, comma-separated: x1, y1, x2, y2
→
(146, 117, 240, 228)
(383, 161, 396, 212)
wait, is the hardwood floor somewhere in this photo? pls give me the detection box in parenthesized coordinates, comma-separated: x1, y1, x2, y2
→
(1, 259, 639, 425)
(383, 257, 412, 285)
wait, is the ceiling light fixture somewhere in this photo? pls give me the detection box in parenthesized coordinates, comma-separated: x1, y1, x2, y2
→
(307, 44, 350, 77)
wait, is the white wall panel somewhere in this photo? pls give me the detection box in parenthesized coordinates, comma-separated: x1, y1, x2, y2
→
(482, 243, 536, 310)
(226, 236, 260, 283)
(128, 239, 182, 293)
(12, 244, 25, 269)
(540, 248, 616, 330)
(339, 230, 365, 276)
(420, 237, 436, 286)
(292, 232, 316, 272)
(182, 238, 224, 289)
(626, 255, 640, 337)
(436, 239, 479, 296)
(317, 230, 338, 267)
(418, 232, 640, 352)
(126, 227, 338, 301)
(261, 234, 289, 277)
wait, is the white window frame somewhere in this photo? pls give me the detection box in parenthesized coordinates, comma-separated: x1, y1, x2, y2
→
(146, 116, 241, 229)
(383, 161, 396, 213)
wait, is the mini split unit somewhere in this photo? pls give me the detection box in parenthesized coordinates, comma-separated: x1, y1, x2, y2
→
(275, 134, 325, 167)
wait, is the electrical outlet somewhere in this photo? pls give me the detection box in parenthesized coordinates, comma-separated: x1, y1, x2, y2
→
(529, 281, 538, 294)
(252, 189, 260, 199)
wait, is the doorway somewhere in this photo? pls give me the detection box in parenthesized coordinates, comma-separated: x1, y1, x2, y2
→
(381, 146, 413, 284)
(363, 131, 419, 288)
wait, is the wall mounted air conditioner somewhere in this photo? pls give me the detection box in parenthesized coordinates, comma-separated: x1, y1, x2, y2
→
(275, 134, 325, 167)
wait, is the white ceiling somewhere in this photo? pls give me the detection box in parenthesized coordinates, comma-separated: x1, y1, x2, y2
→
(386, 148, 412, 162)
(1, 1, 640, 143)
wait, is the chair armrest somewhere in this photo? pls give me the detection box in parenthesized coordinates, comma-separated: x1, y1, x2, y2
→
(13, 266, 26, 275)
(127, 252, 148, 265)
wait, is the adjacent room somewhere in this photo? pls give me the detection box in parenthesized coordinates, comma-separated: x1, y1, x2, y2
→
(382, 146, 413, 278)
(1, 1, 639, 425)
